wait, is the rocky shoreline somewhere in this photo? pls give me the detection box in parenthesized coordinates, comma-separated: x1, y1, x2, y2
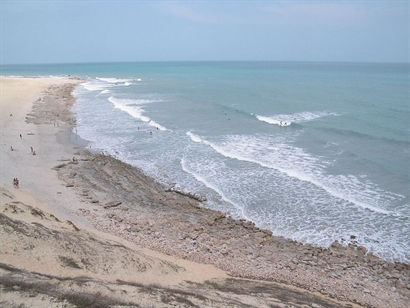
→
(56, 150, 409, 308)
(38, 83, 409, 307)
(2, 78, 408, 307)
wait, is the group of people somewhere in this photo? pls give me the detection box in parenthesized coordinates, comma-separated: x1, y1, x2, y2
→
(11, 132, 36, 189)
(10, 144, 36, 155)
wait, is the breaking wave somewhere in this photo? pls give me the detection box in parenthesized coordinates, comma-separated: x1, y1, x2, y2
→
(186, 131, 402, 217)
(108, 96, 167, 131)
(256, 111, 339, 126)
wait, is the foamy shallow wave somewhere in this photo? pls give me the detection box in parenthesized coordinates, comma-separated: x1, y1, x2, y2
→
(96, 77, 134, 83)
(108, 96, 167, 131)
(186, 131, 402, 216)
(180, 157, 248, 218)
(82, 81, 113, 91)
(108, 96, 156, 105)
(256, 111, 338, 126)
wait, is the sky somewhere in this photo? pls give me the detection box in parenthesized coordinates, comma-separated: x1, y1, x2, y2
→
(0, 0, 408, 64)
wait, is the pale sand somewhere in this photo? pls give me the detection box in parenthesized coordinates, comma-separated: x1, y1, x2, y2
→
(0, 77, 225, 282)
(0, 77, 407, 307)
(0, 77, 88, 224)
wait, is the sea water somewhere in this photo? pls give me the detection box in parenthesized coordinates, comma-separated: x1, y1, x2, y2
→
(2, 62, 409, 262)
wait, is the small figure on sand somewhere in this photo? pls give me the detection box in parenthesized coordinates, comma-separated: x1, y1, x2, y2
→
(30, 146, 33, 154)
(10, 113, 13, 117)
(10, 146, 14, 151)
(13, 178, 19, 188)
(150, 131, 152, 135)
(72, 156, 77, 162)
(32, 150, 36, 156)
(19, 133, 22, 139)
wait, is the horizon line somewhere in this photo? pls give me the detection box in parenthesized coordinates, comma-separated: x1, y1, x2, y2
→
(1, 59, 409, 66)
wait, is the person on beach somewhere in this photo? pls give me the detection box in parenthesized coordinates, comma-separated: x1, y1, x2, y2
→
(32, 150, 36, 156)
(30, 146, 33, 154)
(10, 146, 14, 151)
(19, 134, 22, 139)
(13, 178, 19, 188)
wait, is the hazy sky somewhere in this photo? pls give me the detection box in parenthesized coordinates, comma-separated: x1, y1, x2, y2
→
(1, 0, 408, 64)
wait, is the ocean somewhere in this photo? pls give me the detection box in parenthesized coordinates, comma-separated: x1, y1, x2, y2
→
(2, 61, 409, 263)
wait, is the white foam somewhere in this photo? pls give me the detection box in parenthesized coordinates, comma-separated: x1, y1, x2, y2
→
(108, 96, 167, 131)
(180, 157, 248, 218)
(186, 131, 203, 143)
(82, 81, 113, 91)
(108, 96, 154, 105)
(186, 132, 401, 216)
(256, 111, 338, 126)
(96, 77, 133, 83)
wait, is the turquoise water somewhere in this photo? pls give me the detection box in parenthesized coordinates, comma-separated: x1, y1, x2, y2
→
(2, 62, 409, 262)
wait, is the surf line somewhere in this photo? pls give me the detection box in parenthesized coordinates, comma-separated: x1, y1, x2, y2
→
(186, 131, 397, 217)
(180, 156, 249, 220)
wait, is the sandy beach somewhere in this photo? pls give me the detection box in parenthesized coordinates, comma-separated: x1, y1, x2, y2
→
(0, 77, 409, 307)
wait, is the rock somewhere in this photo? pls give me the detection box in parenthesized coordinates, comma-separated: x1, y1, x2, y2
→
(165, 187, 207, 202)
(104, 201, 122, 208)
(53, 163, 67, 169)
(262, 229, 273, 236)
(357, 246, 367, 255)
(330, 241, 342, 250)
(66, 220, 79, 231)
(350, 235, 357, 240)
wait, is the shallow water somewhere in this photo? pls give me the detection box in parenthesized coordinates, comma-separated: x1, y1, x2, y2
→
(2, 61, 409, 262)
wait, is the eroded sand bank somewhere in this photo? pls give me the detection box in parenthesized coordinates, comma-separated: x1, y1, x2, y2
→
(0, 77, 408, 307)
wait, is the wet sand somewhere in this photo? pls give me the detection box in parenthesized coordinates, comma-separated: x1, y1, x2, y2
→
(0, 77, 409, 307)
